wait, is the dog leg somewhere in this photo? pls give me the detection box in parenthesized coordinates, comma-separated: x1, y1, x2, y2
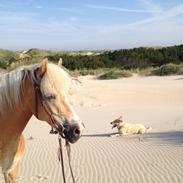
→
(110, 133, 121, 137)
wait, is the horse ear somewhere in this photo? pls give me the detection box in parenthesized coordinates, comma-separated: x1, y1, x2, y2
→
(35, 58, 48, 80)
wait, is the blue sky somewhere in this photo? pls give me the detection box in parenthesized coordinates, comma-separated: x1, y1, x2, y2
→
(0, 0, 183, 50)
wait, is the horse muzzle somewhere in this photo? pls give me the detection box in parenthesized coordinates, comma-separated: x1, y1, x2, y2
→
(63, 123, 84, 143)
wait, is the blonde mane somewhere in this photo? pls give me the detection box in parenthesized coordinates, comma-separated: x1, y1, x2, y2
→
(0, 63, 72, 115)
(0, 66, 29, 115)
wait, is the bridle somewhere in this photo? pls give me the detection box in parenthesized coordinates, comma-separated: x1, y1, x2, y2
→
(31, 69, 63, 134)
(31, 69, 76, 183)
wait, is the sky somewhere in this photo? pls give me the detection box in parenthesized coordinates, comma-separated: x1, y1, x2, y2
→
(0, 0, 183, 51)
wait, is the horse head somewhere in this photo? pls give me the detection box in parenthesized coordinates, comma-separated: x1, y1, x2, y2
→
(31, 59, 84, 143)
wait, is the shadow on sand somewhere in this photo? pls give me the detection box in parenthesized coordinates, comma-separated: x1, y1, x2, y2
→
(83, 132, 118, 138)
(143, 130, 183, 145)
(83, 131, 183, 145)
(175, 77, 183, 80)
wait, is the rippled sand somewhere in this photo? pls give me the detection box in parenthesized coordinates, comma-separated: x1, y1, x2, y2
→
(16, 75, 183, 183)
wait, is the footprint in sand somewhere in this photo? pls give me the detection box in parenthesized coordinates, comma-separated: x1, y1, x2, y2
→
(30, 174, 48, 181)
(79, 101, 84, 106)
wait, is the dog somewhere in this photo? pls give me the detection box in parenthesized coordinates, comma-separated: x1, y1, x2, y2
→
(110, 116, 152, 136)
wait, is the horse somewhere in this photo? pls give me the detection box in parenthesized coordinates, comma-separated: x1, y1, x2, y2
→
(0, 59, 85, 183)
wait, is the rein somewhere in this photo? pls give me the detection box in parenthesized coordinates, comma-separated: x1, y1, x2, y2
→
(58, 134, 76, 183)
(31, 70, 76, 183)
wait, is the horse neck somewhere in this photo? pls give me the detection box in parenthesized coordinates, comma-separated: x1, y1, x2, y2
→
(0, 76, 35, 139)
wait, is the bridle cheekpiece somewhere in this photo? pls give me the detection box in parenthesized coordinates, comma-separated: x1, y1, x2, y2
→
(31, 69, 64, 136)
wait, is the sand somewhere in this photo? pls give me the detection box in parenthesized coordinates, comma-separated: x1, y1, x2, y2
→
(4, 75, 183, 183)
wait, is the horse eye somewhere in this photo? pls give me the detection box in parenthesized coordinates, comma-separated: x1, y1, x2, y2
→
(44, 94, 56, 100)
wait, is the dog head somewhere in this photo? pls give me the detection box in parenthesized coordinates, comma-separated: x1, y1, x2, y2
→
(110, 116, 124, 129)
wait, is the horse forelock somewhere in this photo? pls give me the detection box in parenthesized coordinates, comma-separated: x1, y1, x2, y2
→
(41, 63, 73, 96)
(0, 66, 31, 114)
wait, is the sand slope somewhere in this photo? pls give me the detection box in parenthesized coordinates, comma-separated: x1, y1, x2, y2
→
(14, 75, 183, 183)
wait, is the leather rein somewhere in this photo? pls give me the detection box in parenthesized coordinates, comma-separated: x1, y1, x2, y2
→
(31, 70, 76, 183)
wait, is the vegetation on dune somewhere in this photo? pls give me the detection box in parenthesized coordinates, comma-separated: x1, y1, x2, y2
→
(0, 45, 183, 78)
(26, 48, 54, 59)
(54, 45, 183, 71)
(0, 49, 16, 69)
(98, 69, 132, 80)
(70, 68, 110, 77)
(150, 63, 183, 76)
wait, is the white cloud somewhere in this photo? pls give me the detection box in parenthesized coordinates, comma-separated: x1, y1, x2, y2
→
(84, 20, 183, 50)
(129, 4, 183, 26)
(80, 3, 183, 49)
(69, 17, 78, 22)
(0, 1, 182, 50)
(137, 0, 162, 13)
(0, 16, 30, 22)
(56, 7, 79, 13)
(86, 4, 161, 13)
(0, 9, 78, 34)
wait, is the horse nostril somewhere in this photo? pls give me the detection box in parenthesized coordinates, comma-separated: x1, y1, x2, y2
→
(73, 127, 80, 136)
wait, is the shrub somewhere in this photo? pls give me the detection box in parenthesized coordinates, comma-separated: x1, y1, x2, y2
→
(137, 67, 155, 76)
(70, 68, 111, 77)
(177, 65, 183, 75)
(149, 63, 183, 76)
(159, 63, 178, 75)
(98, 69, 132, 80)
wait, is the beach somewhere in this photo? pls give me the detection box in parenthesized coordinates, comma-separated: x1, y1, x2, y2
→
(16, 75, 183, 183)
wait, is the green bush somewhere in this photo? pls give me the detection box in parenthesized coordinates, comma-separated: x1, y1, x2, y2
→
(137, 67, 155, 76)
(176, 64, 183, 74)
(159, 63, 178, 75)
(150, 63, 183, 76)
(70, 68, 109, 77)
(98, 69, 132, 80)
(0, 57, 16, 69)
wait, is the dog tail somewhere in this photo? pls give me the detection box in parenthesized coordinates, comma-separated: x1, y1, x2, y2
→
(146, 126, 152, 132)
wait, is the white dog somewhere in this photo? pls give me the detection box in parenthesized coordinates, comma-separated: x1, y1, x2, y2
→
(110, 116, 152, 136)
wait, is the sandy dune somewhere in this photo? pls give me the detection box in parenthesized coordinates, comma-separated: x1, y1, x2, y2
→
(2, 75, 182, 183)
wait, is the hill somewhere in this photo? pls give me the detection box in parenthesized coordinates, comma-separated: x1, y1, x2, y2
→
(0, 45, 183, 71)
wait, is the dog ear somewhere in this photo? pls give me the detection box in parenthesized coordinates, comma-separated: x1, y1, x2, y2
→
(118, 116, 122, 120)
(34, 58, 48, 80)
